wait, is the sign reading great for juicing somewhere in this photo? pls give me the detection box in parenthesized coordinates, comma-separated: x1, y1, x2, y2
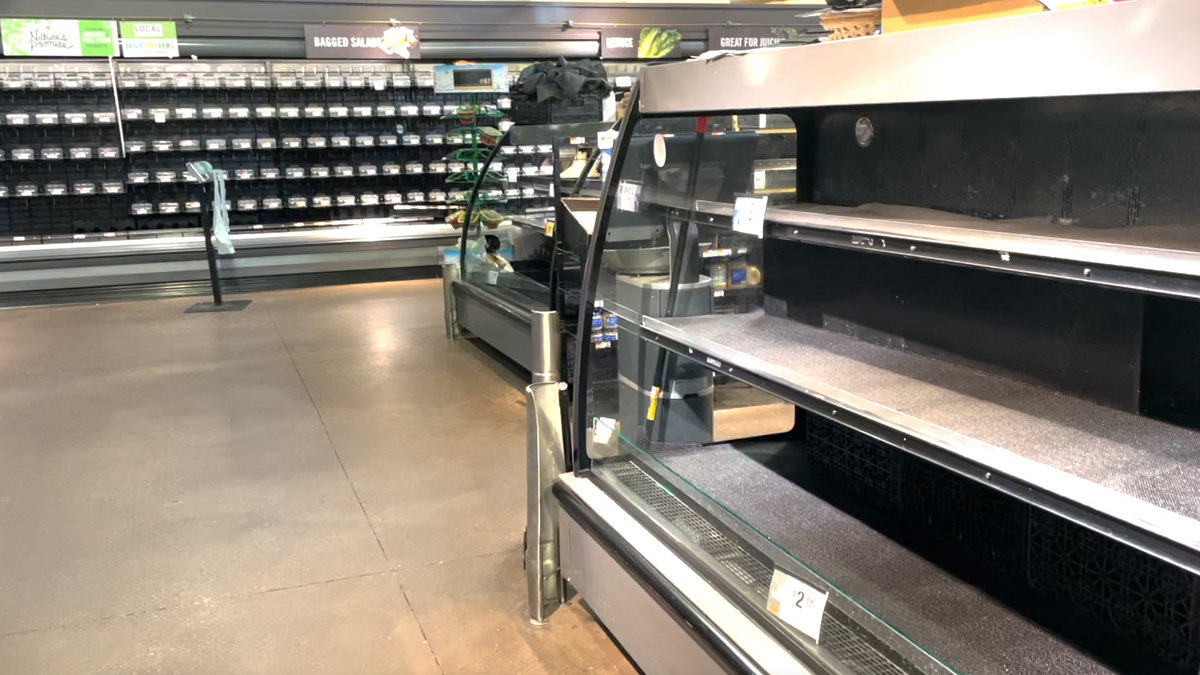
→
(120, 21, 179, 58)
(304, 24, 420, 59)
(1, 19, 118, 57)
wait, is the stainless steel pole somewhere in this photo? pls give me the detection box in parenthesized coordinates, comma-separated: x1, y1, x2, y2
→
(526, 379, 568, 624)
(442, 262, 462, 340)
(530, 310, 560, 384)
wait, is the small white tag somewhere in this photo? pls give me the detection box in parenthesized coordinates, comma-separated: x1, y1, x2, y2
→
(154, 112, 166, 123)
(593, 417, 616, 445)
(753, 170, 767, 191)
(486, 269, 499, 285)
(616, 180, 641, 213)
(767, 570, 828, 643)
(733, 196, 768, 238)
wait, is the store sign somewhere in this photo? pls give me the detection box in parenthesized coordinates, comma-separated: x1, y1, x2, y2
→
(433, 64, 509, 94)
(120, 21, 179, 58)
(304, 24, 420, 59)
(1, 19, 118, 56)
(600, 27, 682, 59)
(708, 27, 800, 52)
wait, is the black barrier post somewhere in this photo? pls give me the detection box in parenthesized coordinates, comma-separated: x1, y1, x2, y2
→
(186, 171, 251, 313)
(200, 183, 223, 306)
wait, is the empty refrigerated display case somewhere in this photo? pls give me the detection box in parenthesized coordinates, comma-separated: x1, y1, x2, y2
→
(555, 3, 1200, 675)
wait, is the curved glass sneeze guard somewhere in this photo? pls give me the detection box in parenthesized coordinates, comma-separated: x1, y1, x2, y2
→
(579, 113, 965, 675)
(456, 121, 615, 314)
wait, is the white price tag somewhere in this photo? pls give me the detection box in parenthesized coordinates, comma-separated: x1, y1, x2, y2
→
(486, 269, 499, 285)
(616, 180, 641, 213)
(733, 196, 768, 238)
(767, 570, 828, 643)
(753, 170, 767, 191)
(154, 112, 166, 123)
(593, 417, 616, 445)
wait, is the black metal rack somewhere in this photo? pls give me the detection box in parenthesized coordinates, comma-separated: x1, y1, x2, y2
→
(0, 59, 516, 240)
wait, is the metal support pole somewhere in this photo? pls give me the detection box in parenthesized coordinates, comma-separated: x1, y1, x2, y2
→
(200, 187, 223, 307)
(531, 310, 561, 384)
(526, 379, 568, 624)
(442, 262, 462, 339)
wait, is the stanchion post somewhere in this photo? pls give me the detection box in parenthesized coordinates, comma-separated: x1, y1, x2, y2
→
(526, 310, 566, 624)
(185, 165, 250, 313)
(442, 262, 462, 339)
(531, 310, 560, 384)
(199, 183, 223, 307)
(526, 379, 568, 624)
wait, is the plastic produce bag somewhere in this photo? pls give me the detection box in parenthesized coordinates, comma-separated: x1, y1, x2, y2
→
(185, 161, 235, 255)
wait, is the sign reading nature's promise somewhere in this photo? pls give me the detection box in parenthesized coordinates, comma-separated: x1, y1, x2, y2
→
(1, 19, 118, 57)
(304, 24, 420, 59)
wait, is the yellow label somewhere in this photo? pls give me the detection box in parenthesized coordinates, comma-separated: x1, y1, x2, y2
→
(647, 386, 660, 420)
(544, 220, 554, 237)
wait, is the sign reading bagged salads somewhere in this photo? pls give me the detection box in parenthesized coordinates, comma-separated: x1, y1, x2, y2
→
(120, 21, 178, 58)
(1, 19, 118, 57)
(304, 24, 420, 59)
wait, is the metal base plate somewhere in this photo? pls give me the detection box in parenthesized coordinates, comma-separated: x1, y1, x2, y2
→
(185, 300, 252, 313)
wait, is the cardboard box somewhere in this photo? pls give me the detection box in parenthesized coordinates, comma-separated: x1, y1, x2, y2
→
(883, 0, 1045, 33)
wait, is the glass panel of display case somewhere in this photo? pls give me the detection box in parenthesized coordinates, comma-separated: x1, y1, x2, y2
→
(457, 121, 614, 316)
(576, 112, 985, 675)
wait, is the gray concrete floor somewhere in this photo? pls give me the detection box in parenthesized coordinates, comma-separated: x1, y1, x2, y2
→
(0, 280, 638, 675)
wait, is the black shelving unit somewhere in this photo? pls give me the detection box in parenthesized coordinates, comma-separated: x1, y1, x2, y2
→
(0, 59, 515, 240)
(0, 63, 126, 236)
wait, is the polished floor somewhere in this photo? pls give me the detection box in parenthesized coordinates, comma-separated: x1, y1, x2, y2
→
(0, 280, 637, 674)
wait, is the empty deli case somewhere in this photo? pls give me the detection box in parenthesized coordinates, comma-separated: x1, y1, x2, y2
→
(557, 3, 1200, 675)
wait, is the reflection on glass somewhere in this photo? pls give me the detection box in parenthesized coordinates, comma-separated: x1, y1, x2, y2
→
(456, 122, 616, 315)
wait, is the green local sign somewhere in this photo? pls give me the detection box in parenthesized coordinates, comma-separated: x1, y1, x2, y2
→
(1, 19, 118, 56)
(120, 21, 178, 58)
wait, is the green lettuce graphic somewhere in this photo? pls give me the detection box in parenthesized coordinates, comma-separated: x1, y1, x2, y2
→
(638, 27, 682, 59)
